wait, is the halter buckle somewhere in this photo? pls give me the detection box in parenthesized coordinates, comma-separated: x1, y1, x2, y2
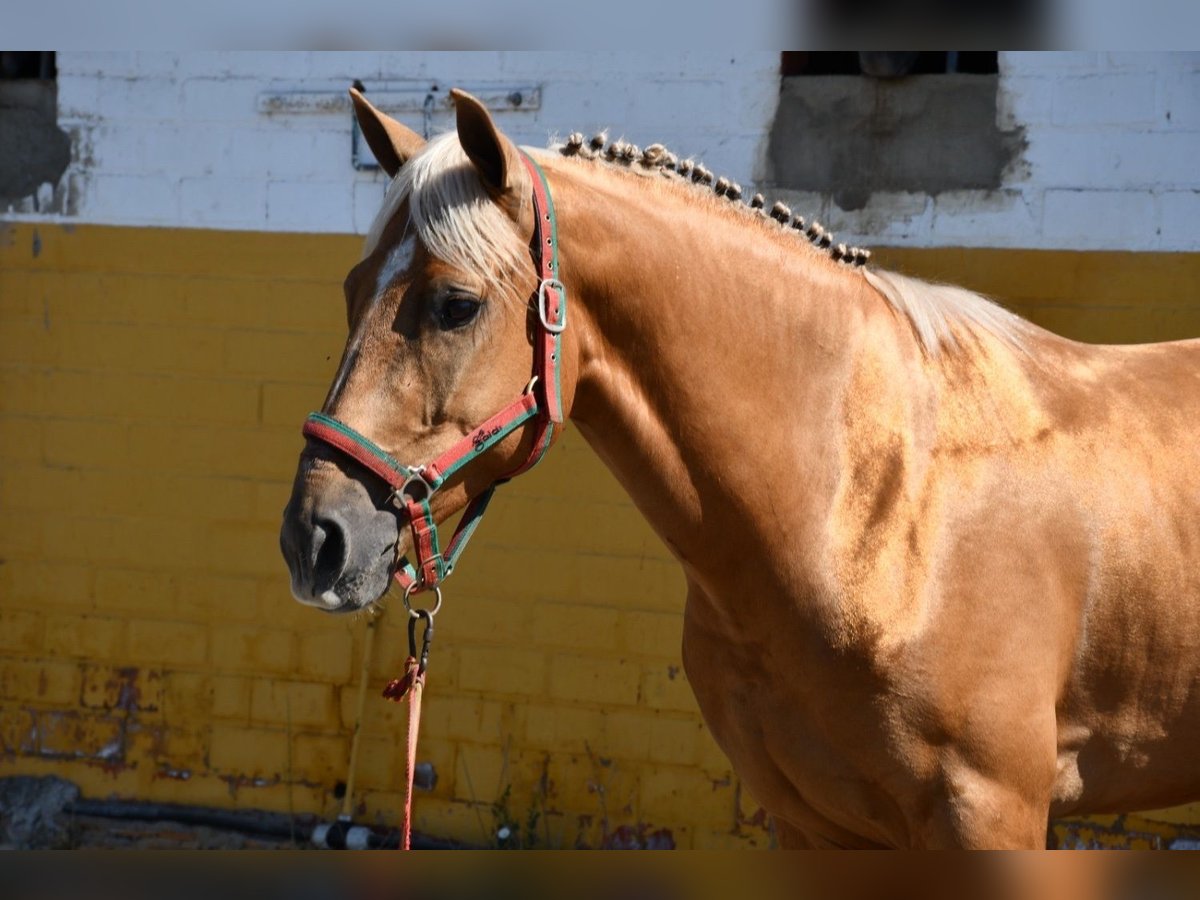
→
(537, 278, 567, 334)
(390, 467, 431, 507)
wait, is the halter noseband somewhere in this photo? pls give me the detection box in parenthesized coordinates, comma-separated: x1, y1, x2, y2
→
(301, 152, 566, 594)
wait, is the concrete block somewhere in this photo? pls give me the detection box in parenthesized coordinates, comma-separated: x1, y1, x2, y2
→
(296, 628, 355, 683)
(84, 174, 178, 223)
(548, 654, 640, 706)
(1163, 66, 1200, 129)
(1001, 52, 1101, 74)
(308, 128, 354, 176)
(293, 732, 349, 783)
(55, 76, 100, 121)
(931, 190, 1038, 247)
(126, 619, 208, 668)
(458, 646, 546, 696)
(209, 625, 295, 674)
(80, 664, 162, 712)
(0, 610, 43, 654)
(648, 714, 705, 766)
(639, 764, 736, 828)
(86, 125, 146, 174)
(133, 52, 181, 78)
(298, 51, 384, 82)
(63, 52, 140, 78)
(1042, 189, 1158, 250)
(1159, 190, 1200, 250)
(1022, 128, 1127, 189)
(0, 561, 91, 611)
(1052, 73, 1160, 127)
(180, 51, 333, 81)
(531, 602, 619, 651)
(180, 77, 260, 122)
(208, 724, 289, 777)
(94, 567, 178, 616)
(180, 176, 267, 227)
(1102, 52, 1168, 72)
(999, 75, 1056, 127)
(539, 81, 635, 138)
(249, 678, 338, 728)
(618, 610, 683, 659)
(44, 614, 126, 660)
(141, 124, 228, 177)
(94, 76, 182, 122)
(353, 178, 388, 235)
(267, 179, 354, 232)
(34, 711, 125, 760)
(522, 702, 606, 754)
(389, 51, 505, 83)
(0, 659, 81, 706)
(639, 663, 698, 713)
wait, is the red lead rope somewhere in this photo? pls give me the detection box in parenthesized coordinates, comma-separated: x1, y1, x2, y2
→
(398, 656, 423, 850)
(382, 608, 434, 849)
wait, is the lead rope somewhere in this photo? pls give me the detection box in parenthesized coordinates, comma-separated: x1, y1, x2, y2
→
(382, 593, 437, 850)
(400, 655, 423, 850)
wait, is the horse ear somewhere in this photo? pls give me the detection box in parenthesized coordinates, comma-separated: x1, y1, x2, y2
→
(451, 88, 525, 203)
(349, 87, 424, 178)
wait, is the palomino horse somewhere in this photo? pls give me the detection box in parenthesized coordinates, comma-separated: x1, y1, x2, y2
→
(280, 88, 1200, 848)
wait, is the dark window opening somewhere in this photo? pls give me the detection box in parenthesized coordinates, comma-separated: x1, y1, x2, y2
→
(768, 50, 1021, 211)
(0, 51, 56, 80)
(0, 51, 69, 212)
(782, 52, 998, 78)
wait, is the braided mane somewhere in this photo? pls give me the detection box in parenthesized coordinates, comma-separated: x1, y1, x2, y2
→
(556, 131, 872, 269)
(554, 130, 1029, 353)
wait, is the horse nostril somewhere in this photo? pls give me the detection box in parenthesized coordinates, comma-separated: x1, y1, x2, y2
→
(312, 515, 348, 588)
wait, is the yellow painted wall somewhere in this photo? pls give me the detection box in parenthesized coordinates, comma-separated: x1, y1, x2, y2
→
(0, 223, 1197, 848)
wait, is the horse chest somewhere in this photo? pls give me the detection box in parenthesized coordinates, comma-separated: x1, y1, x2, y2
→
(680, 602, 917, 846)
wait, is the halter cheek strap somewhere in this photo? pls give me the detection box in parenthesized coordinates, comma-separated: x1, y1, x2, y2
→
(301, 152, 565, 593)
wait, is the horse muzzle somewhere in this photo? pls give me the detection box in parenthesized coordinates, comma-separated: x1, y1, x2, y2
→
(280, 465, 400, 613)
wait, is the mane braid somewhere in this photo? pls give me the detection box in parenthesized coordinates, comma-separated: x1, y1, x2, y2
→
(549, 130, 1030, 355)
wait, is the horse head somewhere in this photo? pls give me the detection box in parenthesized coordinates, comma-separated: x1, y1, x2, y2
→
(280, 88, 573, 612)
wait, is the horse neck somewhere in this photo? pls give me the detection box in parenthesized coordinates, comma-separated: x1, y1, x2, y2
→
(547, 159, 921, 592)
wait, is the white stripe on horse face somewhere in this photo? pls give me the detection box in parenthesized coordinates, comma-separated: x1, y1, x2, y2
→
(374, 234, 418, 301)
(326, 233, 418, 409)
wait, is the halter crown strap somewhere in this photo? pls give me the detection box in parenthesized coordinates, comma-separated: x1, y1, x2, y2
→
(301, 151, 565, 593)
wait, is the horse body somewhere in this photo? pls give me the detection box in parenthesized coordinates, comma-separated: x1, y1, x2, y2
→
(543, 155, 1200, 847)
(281, 91, 1200, 848)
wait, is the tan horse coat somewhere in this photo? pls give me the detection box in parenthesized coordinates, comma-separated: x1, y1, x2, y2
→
(281, 91, 1200, 848)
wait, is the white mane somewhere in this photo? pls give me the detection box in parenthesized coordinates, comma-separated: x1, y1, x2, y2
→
(364, 132, 1029, 355)
(363, 132, 527, 294)
(864, 269, 1031, 353)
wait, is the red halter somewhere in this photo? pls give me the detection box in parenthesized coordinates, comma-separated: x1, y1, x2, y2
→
(301, 152, 566, 594)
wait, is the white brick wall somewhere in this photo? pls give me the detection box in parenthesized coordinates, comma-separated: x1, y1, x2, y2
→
(4, 51, 1198, 252)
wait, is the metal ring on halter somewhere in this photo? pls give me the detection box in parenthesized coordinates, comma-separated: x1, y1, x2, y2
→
(402, 582, 443, 619)
(395, 468, 432, 505)
(537, 278, 567, 334)
(523, 375, 539, 396)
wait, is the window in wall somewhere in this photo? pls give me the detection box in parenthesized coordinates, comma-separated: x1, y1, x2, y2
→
(0, 51, 69, 212)
(781, 52, 998, 78)
(767, 51, 1020, 211)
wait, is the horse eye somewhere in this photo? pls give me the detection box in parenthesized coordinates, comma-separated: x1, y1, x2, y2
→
(439, 296, 481, 330)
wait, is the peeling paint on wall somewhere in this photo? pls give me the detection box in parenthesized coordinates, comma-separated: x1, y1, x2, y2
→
(766, 74, 1026, 211)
